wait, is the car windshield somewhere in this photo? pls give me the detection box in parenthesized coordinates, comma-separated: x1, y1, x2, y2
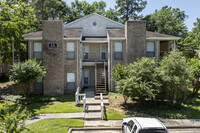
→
(139, 129, 167, 133)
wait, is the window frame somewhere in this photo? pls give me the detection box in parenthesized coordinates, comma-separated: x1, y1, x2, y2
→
(67, 73, 76, 90)
(66, 42, 75, 60)
(146, 42, 155, 58)
(33, 42, 42, 60)
(114, 42, 123, 59)
(34, 77, 43, 90)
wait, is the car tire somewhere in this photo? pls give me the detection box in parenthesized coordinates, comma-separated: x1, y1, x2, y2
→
(122, 126, 125, 133)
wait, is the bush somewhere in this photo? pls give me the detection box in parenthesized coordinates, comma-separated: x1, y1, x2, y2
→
(158, 51, 193, 106)
(9, 59, 46, 98)
(0, 102, 30, 133)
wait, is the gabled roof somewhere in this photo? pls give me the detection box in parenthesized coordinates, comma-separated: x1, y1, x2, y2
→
(23, 29, 83, 40)
(64, 13, 124, 28)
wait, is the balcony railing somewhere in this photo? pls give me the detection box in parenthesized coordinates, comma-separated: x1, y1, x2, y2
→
(82, 52, 107, 62)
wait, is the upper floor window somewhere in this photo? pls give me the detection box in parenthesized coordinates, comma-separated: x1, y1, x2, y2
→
(34, 42, 42, 60)
(66, 42, 75, 59)
(146, 42, 155, 58)
(114, 42, 123, 59)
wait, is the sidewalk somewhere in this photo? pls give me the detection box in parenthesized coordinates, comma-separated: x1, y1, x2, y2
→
(25, 112, 84, 126)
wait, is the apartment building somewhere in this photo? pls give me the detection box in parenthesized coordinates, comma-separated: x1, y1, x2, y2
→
(23, 13, 180, 96)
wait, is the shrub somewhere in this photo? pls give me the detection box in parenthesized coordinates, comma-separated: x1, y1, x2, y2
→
(188, 58, 200, 97)
(0, 102, 30, 133)
(127, 57, 160, 103)
(0, 73, 9, 82)
(9, 59, 46, 98)
(158, 51, 193, 106)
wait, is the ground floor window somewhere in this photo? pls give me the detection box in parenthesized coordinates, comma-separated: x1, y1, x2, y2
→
(67, 73, 75, 89)
(0, 66, 3, 73)
(34, 77, 43, 90)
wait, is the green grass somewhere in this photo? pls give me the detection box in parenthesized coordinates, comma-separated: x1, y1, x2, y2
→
(0, 93, 83, 115)
(0, 81, 14, 88)
(106, 109, 127, 120)
(106, 92, 200, 119)
(22, 119, 83, 133)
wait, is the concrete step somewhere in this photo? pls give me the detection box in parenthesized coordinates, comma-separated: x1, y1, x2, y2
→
(85, 98, 109, 105)
(86, 105, 101, 112)
(84, 112, 101, 120)
(95, 96, 108, 99)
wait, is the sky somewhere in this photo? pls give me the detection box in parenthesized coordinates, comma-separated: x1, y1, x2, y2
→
(65, 0, 200, 31)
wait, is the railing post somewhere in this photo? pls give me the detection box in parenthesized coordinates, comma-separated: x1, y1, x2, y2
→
(100, 93, 104, 120)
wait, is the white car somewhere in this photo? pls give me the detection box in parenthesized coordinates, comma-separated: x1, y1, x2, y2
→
(122, 117, 168, 133)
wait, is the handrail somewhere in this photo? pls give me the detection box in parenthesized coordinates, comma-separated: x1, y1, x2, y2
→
(104, 60, 107, 94)
(75, 87, 86, 109)
(100, 93, 104, 120)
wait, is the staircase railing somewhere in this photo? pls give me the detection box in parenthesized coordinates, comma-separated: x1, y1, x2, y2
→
(103, 60, 107, 94)
(100, 93, 104, 120)
(75, 87, 86, 107)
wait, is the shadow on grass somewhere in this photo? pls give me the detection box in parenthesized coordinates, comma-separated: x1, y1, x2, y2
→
(121, 99, 200, 119)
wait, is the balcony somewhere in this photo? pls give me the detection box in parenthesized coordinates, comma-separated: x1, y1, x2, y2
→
(82, 52, 107, 62)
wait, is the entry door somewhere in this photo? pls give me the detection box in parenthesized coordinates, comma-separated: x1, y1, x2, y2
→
(83, 69, 89, 85)
(83, 44, 89, 60)
(100, 44, 107, 60)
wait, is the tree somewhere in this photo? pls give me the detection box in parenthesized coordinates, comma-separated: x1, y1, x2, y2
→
(31, 0, 70, 30)
(68, 0, 107, 23)
(188, 58, 200, 97)
(9, 60, 46, 98)
(112, 64, 129, 103)
(0, 0, 36, 63)
(178, 18, 200, 58)
(158, 51, 193, 106)
(144, 6, 188, 37)
(127, 58, 160, 103)
(105, 8, 120, 22)
(115, 0, 147, 23)
(0, 103, 30, 133)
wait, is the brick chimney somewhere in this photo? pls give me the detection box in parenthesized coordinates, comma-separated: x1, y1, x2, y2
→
(125, 19, 146, 63)
(42, 20, 64, 96)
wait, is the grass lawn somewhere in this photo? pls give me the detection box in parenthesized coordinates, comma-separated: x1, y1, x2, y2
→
(22, 119, 83, 133)
(0, 93, 83, 115)
(106, 92, 200, 119)
(0, 81, 14, 88)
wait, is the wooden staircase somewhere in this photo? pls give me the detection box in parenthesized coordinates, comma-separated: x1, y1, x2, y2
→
(95, 61, 107, 95)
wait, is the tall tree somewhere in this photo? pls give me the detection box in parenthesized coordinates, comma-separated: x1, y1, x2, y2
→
(115, 0, 147, 23)
(31, 0, 70, 30)
(178, 18, 200, 58)
(144, 6, 188, 37)
(105, 8, 121, 22)
(0, 0, 36, 63)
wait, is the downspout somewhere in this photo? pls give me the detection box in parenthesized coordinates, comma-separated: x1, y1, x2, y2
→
(77, 40, 79, 89)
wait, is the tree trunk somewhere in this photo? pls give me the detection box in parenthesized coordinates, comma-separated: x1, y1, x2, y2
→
(192, 78, 200, 98)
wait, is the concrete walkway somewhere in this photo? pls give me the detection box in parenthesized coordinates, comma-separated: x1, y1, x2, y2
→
(25, 113, 84, 126)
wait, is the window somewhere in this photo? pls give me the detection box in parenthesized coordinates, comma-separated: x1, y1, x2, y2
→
(34, 77, 43, 90)
(132, 125, 137, 133)
(0, 66, 3, 73)
(67, 42, 75, 59)
(127, 120, 134, 132)
(101, 44, 107, 60)
(146, 42, 155, 58)
(67, 73, 75, 89)
(114, 42, 123, 59)
(83, 44, 89, 60)
(34, 42, 42, 60)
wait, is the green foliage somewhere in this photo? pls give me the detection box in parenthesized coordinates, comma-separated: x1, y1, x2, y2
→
(159, 51, 193, 105)
(127, 58, 160, 103)
(144, 6, 188, 37)
(0, 0, 36, 62)
(178, 18, 200, 58)
(115, 0, 147, 23)
(9, 59, 46, 98)
(188, 58, 200, 97)
(0, 102, 30, 133)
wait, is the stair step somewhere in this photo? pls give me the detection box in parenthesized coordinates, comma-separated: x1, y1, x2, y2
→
(95, 96, 108, 99)
(84, 112, 101, 120)
(86, 105, 101, 112)
(85, 98, 109, 105)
